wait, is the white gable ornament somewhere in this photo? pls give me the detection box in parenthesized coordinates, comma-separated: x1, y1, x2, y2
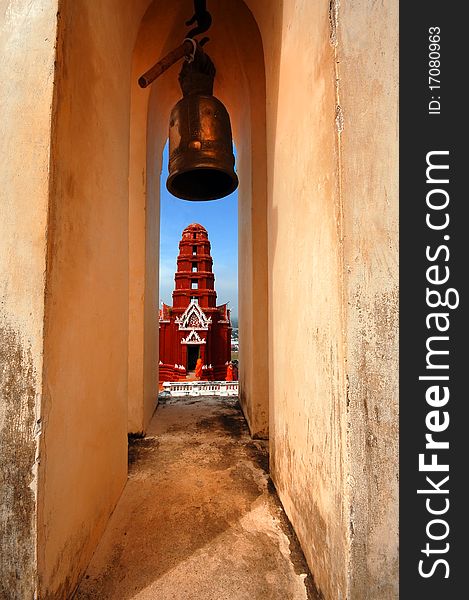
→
(175, 299, 211, 331)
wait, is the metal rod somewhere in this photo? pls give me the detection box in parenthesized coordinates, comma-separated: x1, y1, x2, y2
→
(138, 39, 195, 88)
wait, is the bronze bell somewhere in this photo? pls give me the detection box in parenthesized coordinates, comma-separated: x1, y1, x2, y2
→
(167, 47, 238, 201)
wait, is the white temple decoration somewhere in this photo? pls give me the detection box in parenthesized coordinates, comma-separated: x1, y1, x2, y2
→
(181, 329, 206, 345)
(176, 299, 211, 331)
(161, 380, 239, 397)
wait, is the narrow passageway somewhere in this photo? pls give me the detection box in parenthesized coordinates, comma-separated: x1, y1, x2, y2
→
(74, 397, 318, 600)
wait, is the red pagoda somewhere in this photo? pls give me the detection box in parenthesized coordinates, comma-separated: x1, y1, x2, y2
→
(159, 223, 232, 381)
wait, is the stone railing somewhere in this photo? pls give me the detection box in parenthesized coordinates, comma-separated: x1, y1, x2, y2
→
(161, 381, 239, 397)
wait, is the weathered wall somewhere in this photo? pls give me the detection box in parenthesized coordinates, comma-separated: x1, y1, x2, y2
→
(338, 1, 399, 597)
(215, 1, 269, 439)
(127, 0, 184, 435)
(0, 1, 58, 596)
(249, 0, 350, 596)
(246, 0, 399, 597)
(37, 1, 146, 596)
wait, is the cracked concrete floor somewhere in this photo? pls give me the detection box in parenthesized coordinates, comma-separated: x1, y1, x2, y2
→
(74, 396, 319, 600)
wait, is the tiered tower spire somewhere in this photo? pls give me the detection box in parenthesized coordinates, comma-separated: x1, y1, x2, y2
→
(173, 223, 216, 311)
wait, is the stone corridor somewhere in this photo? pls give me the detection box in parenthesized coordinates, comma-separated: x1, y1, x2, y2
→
(74, 396, 319, 600)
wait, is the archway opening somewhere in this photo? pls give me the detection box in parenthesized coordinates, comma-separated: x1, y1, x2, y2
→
(128, 0, 268, 437)
(158, 140, 239, 385)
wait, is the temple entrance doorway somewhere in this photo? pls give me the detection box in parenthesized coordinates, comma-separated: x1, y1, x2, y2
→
(187, 345, 200, 371)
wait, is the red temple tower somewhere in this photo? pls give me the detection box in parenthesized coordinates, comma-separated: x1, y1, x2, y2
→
(159, 223, 232, 381)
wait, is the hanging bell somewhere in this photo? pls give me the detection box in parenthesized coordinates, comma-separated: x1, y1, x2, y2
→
(166, 46, 238, 201)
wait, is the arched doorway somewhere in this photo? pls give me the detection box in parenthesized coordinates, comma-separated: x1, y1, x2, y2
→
(128, 0, 269, 436)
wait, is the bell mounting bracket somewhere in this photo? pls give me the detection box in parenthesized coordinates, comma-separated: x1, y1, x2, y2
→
(138, 0, 213, 89)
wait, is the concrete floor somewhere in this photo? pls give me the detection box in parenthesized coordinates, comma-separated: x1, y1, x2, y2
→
(74, 396, 320, 600)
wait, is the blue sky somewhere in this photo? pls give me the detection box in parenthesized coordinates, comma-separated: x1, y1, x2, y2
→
(159, 143, 239, 319)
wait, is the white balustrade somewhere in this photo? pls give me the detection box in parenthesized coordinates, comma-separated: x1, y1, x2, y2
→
(161, 381, 238, 397)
